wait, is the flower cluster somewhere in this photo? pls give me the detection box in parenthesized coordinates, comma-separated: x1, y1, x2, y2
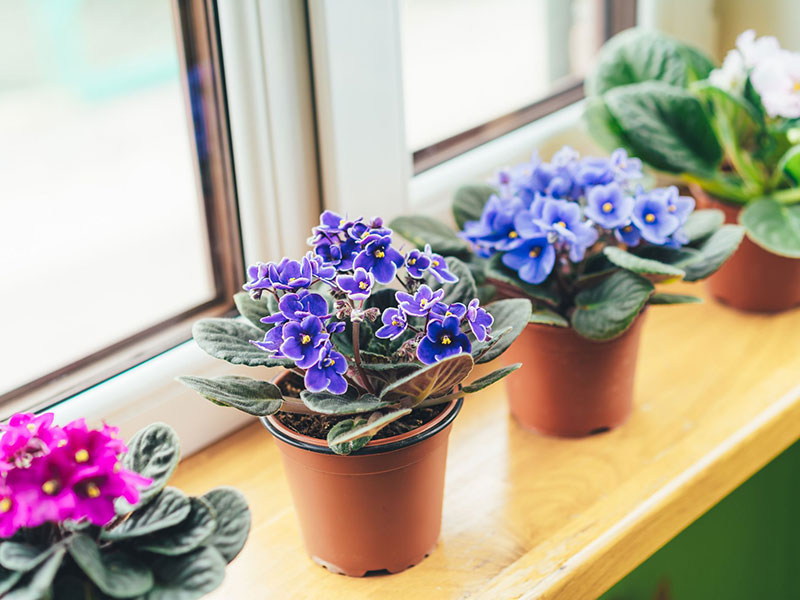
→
(0, 413, 150, 537)
(710, 29, 800, 119)
(461, 147, 694, 284)
(244, 212, 492, 393)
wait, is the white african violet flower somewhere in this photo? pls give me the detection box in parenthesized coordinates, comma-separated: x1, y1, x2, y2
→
(709, 30, 781, 94)
(709, 50, 746, 93)
(736, 29, 781, 68)
(751, 50, 800, 118)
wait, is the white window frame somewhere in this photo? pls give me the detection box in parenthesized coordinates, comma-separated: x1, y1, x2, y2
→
(47, 0, 320, 458)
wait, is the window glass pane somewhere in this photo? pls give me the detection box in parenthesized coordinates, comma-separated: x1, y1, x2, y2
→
(401, 0, 605, 151)
(0, 0, 215, 396)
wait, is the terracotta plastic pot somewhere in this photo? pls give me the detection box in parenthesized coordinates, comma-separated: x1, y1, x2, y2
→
(503, 313, 646, 437)
(692, 185, 800, 312)
(261, 398, 462, 577)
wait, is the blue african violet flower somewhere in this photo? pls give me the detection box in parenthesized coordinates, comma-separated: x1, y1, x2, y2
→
(610, 149, 643, 180)
(538, 198, 599, 261)
(502, 236, 556, 284)
(280, 316, 328, 368)
(417, 316, 471, 365)
(461, 195, 526, 254)
(466, 299, 493, 342)
(424, 245, 458, 283)
(353, 235, 404, 284)
(631, 191, 680, 245)
(305, 252, 337, 280)
(268, 257, 313, 291)
(304, 344, 348, 394)
(316, 210, 349, 234)
(375, 307, 407, 339)
(251, 325, 285, 355)
(396, 284, 444, 317)
(585, 183, 634, 229)
(614, 223, 642, 247)
(654, 186, 695, 223)
(274, 291, 328, 323)
(314, 238, 360, 272)
(574, 156, 616, 189)
(430, 302, 467, 321)
(404, 249, 431, 279)
(336, 268, 374, 301)
(243, 262, 273, 292)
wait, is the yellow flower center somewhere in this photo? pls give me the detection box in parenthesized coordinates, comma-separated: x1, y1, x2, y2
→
(508, 230, 518, 238)
(529, 247, 541, 258)
(420, 299, 427, 307)
(602, 202, 614, 213)
(445, 311, 454, 317)
(556, 220, 567, 229)
(0, 498, 11, 513)
(288, 277, 297, 282)
(645, 213, 656, 223)
(391, 320, 400, 326)
(358, 281, 367, 289)
(432, 260, 440, 267)
(42, 480, 59, 495)
(26, 424, 36, 433)
(324, 358, 335, 367)
(301, 334, 311, 344)
(113, 463, 121, 473)
(86, 482, 101, 499)
(794, 81, 800, 93)
(75, 449, 89, 463)
(408, 257, 416, 265)
(623, 225, 633, 232)
(374, 249, 385, 258)
(339, 219, 346, 226)
(57, 439, 67, 447)
(668, 204, 676, 212)
(441, 335, 451, 345)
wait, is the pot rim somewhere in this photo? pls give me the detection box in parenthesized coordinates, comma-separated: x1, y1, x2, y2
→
(261, 397, 463, 456)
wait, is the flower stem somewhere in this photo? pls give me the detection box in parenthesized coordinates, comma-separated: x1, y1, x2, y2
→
(352, 316, 376, 396)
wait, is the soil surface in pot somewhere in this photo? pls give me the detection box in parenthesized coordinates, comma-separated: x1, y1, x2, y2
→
(275, 372, 446, 440)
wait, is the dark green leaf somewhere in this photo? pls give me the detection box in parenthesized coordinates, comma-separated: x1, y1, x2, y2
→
(470, 326, 511, 362)
(479, 298, 532, 363)
(327, 409, 412, 452)
(571, 271, 654, 340)
(176, 375, 283, 417)
(202, 487, 251, 563)
(105, 488, 191, 541)
(379, 354, 474, 404)
(679, 224, 746, 279)
(0, 543, 53, 572)
(529, 308, 569, 327)
(424, 256, 478, 306)
(485, 253, 559, 305)
(777, 145, 800, 183)
(140, 497, 217, 556)
(0, 566, 22, 595)
(584, 95, 629, 153)
(145, 546, 226, 600)
(604, 246, 685, 282)
(648, 292, 702, 304)
(326, 418, 370, 455)
(462, 364, 521, 394)
(740, 198, 800, 258)
(68, 535, 153, 598)
(604, 81, 722, 174)
(300, 391, 394, 415)
(683, 208, 725, 242)
(192, 318, 293, 368)
(233, 292, 272, 332)
(4, 547, 65, 600)
(452, 184, 496, 229)
(118, 423, 181, 513)
(389, 215, 469, 257)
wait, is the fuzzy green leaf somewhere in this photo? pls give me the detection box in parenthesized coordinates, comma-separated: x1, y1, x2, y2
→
(485, 253, 559, 305)
(0, 567, 22, 595)
(452, 184, 496, 229)
(326, 418, 370, 455)
(202, 487, 251, 563)
(389, 215, 469, 257)
(379, 354, 474, 405)
(192, 318, 293, 368)
(479, 298, 532, 363)
(140, 497, 217, 557)
(117, 423, 181, 513)
(300, 391, 393, 415)
(4, 547, 65, 600)
(572, 271, 654, 340)
(68, 535, 153, 598)
(679, 224, 746, 279)
(604, 246, 685, 282)
(145, 546, 226, 600)
(684, 208, 725, 242)
(327, 408, 412, 453)
(177, 375, 283, 417)
(105, 488, 191, 541)
(529, 308, 569, 327)
(740, 198, 800, 258)
(462, 364, 521, 394)
(648, 293, 702, 304)
(0, 543, 53, 573)
(233, 292, 272, 332)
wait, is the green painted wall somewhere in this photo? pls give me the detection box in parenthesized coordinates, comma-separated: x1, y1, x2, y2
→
(601, 439, 800, 600)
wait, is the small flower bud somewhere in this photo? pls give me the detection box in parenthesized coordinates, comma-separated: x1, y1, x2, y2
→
(334, 299, 351, 320)
(363, 307, 380, 322)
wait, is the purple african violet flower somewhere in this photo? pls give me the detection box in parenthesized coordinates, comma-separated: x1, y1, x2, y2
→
(315, 210, 350, 234)
(610, 149, 642, 181)
(466, 299, 493, 342)
(538, 198, 599, 262)
(460, 195, 526, 253)
(417, 316, 471, 365)
(0, 413, 64, 471)
(6, 450, 77, 526)
(268, 257, 313, 291)
(631, 191, 680, 245)
(502, 236, 556, 285)
(304, 345, 348, 394)
(0, 485, 28, 537)
(243, 262, 273, 293)
(430, 302, 467, 321)
(280, 291, 329, 321)
(336, 268, 374, 301)
(375, 307, 408, 339)
(574, 156, 616, 189)
(327, 321, 346, 335)
(353, 235, 404, 284)
(585, 183, 634, 229)
(71, 463, 150, 526)
(251, 324, 286, 355)
(396, 284, 445, 317)
(305, 252, 337, 280)
(653, 186, 695, 224)
(424, 245, 458, 284)
(404, 249, 431, 279)
(280, 316, 328, 368)
(615, 223, 642, 247)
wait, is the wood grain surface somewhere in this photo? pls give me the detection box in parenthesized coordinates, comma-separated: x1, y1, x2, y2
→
(171, 282, 800, 599)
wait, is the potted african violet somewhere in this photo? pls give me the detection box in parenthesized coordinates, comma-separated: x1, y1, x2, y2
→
(180, 214, 529, 576)
(586, 28, 800, 311)
(0, 414, 250, 598)
(391, 146, 743, 436)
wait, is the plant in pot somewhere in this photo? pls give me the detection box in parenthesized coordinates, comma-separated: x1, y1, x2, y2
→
(391, 146, 743, 436)
(179, 214, 529, 577)
(0, 414, 250, 599)
(585, 27, 800, 311)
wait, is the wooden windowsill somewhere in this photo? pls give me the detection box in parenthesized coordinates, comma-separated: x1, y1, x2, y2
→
(171, 282, 800, 599)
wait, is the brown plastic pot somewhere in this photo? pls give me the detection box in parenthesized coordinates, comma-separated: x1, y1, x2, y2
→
(261, 398, 462, 577)
(692, 185, 800, 312)
(503, 313, 646, 437)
